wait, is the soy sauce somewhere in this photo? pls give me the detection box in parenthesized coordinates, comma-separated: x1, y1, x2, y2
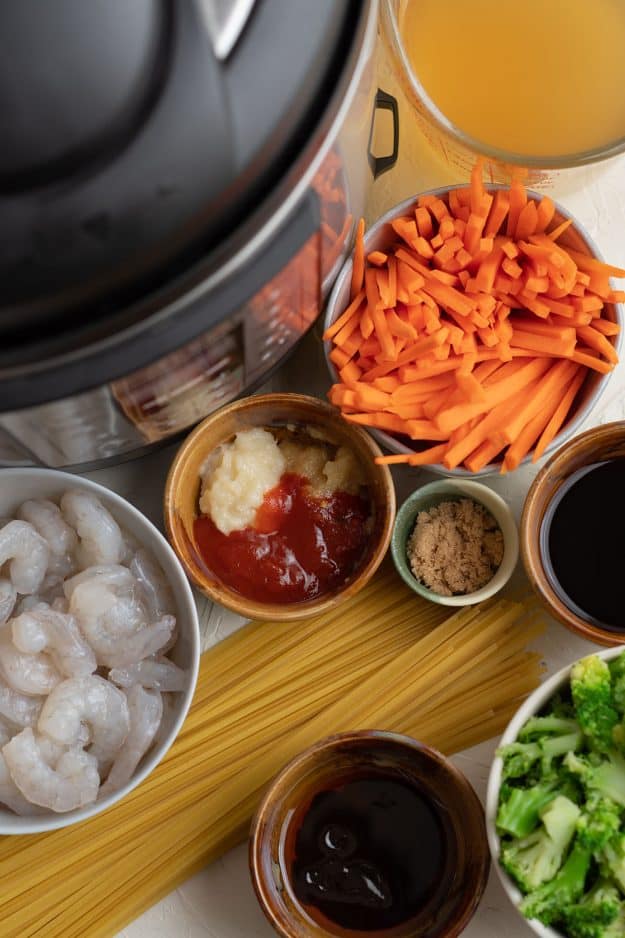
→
(542, 458, 625, 631)
(289, 775, 446, 932)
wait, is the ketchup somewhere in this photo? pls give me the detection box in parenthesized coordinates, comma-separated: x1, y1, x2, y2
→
(194, 473, 371, 603)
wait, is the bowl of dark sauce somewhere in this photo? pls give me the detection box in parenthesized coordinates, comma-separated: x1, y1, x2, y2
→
(249, 731, 490, 938)
(522, 421, 625, 644)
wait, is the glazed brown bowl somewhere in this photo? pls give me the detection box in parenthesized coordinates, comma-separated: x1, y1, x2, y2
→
(249, 731, 490, 938)
(164, 393, 395, 621)
(521, 420, 625, 645)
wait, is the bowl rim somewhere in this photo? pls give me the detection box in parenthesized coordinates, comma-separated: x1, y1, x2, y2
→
(391, 479, 519, 606)
(323, 184, 624, 478)
(250, 728, 490, 938)
(521, 420, 625, 646)
(484, 645, 625, 938)
(164, 391, 396, 622)
(0, 466, 201, 835)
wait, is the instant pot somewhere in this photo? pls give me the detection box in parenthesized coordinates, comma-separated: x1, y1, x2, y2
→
(0, 0, 397, 469)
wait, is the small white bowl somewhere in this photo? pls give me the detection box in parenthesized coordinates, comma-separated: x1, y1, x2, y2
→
(485, 646, 625, 938)
(391, 479, 519, 606)
(323, 185, 623, 478)
(0, 467, 200, 835)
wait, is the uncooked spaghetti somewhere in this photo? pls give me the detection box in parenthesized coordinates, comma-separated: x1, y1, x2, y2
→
(0, 566, 545, 937)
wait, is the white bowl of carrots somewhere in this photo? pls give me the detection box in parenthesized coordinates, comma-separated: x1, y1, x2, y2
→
(323, 168, 624, 476)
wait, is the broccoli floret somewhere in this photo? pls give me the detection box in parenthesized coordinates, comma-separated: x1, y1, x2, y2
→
(565, 879, 622, 938)
(571, 656, 620, 753)
(497, 780, 559, 838)
(576, 793, 623, 852)
(565, 751, 625, 809)
(519, 715, 582, 740)
(498, 729, 583, 780)
(609, 652, 625, 715)
(520, 839, 592, 925)
(501, 795, 581, 892)
(602, 833, 625, 893)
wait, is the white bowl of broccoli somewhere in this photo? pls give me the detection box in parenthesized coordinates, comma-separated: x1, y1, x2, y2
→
(486, 646, 625, 938)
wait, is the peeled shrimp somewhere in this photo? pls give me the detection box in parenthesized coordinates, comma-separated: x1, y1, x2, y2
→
(17, 499, 78, 579)
(109, 656, 186, 692)
(0, 520, 49, 595)
(2, 728, 99, 812)
(38, 675, 130, 770)
(0, 624, 62, 696)
(0, 579, 16, 624)
(100, 685, 162, 797)
(63, 563, 135, 600)
(69, 580, 174, 669)
(0, 722, 47, 816)
(130, 550, 175, 619)
(11, 606, 96, 678)
(0, 676, 43, 727)
(60, 491, 124, 567)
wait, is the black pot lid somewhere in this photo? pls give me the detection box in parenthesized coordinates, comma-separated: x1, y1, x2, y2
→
(0, 0, 363, 360)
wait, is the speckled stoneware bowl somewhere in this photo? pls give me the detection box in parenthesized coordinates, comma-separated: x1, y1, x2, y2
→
(250, 730, 490, 938)
(391, 479, 519, 606)
(164, 393, 395, 622)
(323, 185, 623, 477)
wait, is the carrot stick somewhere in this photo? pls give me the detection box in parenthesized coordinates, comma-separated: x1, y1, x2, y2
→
(515, 201, 538, 240)
(533, 197, 555, 234)
(407, 443, 448, 466)
(502, 407, 553, 472)
(464, 439, 502, 473)
(591, 318, 621, 337)
(443, 386, 531, 470)
(323, 289, 365, 341)
(532, 368, 586, 461)
(509, 329, 576, 358)
(484, 190, 510, 237)
(350, 218, 366, 299)
(496, 360, 578, 446)
(506, 177, 527, 237)
(576, 325, 619, 363)
(547, 218, 574, 242)
(571, 349, 615, 374)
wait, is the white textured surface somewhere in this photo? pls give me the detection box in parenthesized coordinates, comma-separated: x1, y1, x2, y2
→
(81, 46, 625, 938)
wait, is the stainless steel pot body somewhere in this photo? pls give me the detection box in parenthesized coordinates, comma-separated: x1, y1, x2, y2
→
(0, 0, 398, 470)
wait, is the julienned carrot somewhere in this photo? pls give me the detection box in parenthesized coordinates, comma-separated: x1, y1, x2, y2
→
(326, 166, 622, 471)
(350, 219, 365, 300)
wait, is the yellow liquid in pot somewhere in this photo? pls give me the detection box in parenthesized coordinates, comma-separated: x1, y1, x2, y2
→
(399, 0, 625, 158)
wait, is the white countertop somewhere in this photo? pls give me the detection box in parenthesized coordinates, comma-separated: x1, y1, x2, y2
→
(84, 68, 625, 938)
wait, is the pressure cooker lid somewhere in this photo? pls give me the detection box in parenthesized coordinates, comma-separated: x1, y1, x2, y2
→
(0, 0, 362, 350)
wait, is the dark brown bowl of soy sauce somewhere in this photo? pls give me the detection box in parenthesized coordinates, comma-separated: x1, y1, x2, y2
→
(249, 731, 490, 938)
(522, 421, 625, 645)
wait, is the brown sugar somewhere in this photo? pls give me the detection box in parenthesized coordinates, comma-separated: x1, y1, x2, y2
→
(407, 498, 504, 596)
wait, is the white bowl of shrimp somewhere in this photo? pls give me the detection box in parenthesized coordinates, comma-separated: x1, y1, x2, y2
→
(0, 468, 200, 833)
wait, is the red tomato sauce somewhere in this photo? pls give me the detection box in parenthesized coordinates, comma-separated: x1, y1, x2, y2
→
(194, 473, 371, 604)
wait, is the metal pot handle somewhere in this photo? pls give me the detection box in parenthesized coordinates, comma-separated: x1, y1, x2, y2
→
(368, 88, 399, 178)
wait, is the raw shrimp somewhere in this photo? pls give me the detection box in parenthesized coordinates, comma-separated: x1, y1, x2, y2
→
(17, 499, 78, 579)
(38, 675, 130, 770)
(3, 728, 99, 812)
(100, 685, 162, 796)
(0, 676, 43, 727)
(0, 722, 47, 816)
(69, 579, 175, 669)
(0, 520, 49, 594)
(109, 656, 186, 692)
(130, 550, 175, 618)
(11, 605, 97, 678)
(0, 579, 16, 624)
(63, 563, 135, 600)
(60, 490, 124, 567)
(0, 624, 62, 696)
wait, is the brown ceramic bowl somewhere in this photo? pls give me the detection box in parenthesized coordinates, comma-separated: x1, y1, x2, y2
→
(164, 393, 395, 621)
(521, 420, 625, 645)
(250, 731, 490, 938)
